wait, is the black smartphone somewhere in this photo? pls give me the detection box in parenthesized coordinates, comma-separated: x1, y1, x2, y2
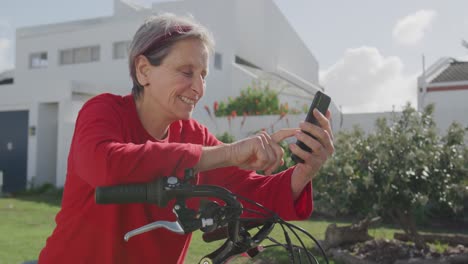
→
(291, 91, 331, 164)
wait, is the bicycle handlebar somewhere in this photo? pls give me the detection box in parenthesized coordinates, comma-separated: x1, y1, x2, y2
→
(95, 176, 242, 210)
(95, 172, 249, 263)
(94, 169, 328, 264)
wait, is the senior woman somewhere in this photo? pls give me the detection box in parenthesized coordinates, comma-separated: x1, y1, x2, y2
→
(38, 13, 334, 264)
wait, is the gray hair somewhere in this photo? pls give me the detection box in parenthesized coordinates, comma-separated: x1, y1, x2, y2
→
(128, 13, 215, 98)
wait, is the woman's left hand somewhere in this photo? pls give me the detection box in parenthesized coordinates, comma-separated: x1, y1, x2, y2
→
(290, 109, 334, 198)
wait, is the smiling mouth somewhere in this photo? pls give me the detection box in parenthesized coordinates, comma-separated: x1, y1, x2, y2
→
(178, 95, 197, 106)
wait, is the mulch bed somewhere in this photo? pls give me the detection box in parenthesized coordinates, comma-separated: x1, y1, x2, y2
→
(331, 238, 468, 264)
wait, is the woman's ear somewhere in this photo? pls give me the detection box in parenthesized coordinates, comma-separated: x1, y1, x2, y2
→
(135, 55, 151, 87)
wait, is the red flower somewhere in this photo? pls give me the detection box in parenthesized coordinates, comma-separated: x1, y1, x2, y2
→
(204, 105, 215, 123)
(213, 101, 219, 112)
(241, 112, 247, 128)
(204, 105, 211, 116)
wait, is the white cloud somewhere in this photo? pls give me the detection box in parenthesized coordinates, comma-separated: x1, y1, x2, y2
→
(393, 10, 437, 46)
(320, 46, 418, 113)
(0, 38, 14, 73)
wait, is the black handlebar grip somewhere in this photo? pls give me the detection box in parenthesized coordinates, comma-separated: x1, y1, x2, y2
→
(95, 183, 148, 204)
(95, 178, 167, 206)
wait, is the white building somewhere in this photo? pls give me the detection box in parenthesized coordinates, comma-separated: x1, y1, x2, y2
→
(0, 0, 339, 192)
(417, 57, 468, 133)
(337, 58, 468, 135)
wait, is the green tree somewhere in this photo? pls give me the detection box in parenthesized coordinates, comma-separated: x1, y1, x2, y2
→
(315, 104, 467, 249)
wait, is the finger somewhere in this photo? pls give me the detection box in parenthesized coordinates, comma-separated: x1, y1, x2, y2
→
(248, 136, 270, 170)
(299, 122, 327, 145)
(258, 132, 276, 169)
(313, 109, 335, 154)
(322, 130, 335, 156)
(271, 128, 298, 143)
(295, 130, 323, 154)
(290, 141, 326, 168)
(257, 131, 275, 170)
(271, 142, 285, 173)
(289, 142, 313, 165)
(265, 139, 285, 175)
(314, 109, 334, 141)
(297, 125, 334, 157)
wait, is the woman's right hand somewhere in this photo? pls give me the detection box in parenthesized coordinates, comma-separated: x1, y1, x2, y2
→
(195, 129, 297, 174)
(228, 129, 297, 175)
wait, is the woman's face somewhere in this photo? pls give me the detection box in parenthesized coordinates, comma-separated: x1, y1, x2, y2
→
(142, 38, 209, 121)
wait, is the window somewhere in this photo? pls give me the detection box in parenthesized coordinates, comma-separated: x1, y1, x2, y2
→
(59, 45, 100, 65)
(60, 49, 73, 65)
(214, 52, 222, 70)
(30, 52, 48, 68)
(0, 78, 13, 85)
(235, 56, 261, 69)
(113, 41, 131, 59)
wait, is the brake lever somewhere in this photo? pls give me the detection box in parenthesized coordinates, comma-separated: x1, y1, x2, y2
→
(124, 192, 218, 242)
(124, 220, 184, 241)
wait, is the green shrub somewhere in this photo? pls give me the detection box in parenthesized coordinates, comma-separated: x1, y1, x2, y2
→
(213, 81, 302, 117)
(273, 141, 295, 173)
(313, 103, 467, 248)
(216, 132, 235, 143)
(20, 183, 63, 197)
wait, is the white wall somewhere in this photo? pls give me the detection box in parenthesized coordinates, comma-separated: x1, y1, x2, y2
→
(55, 95, 90, 186)
(342, 84, 468, 136)
(35, 103, 58, 186)
(203, 114, 306, 141)
(57, 120, 75, 187)
(268, 2, 319, 84)
(0, 83, 34, 105)
(235, 0, 319, 84)
(340, 112, 399, 133)
(423, 89, 468, 133)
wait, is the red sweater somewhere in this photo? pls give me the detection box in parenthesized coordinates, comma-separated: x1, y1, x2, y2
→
(38, 93, 312, 264)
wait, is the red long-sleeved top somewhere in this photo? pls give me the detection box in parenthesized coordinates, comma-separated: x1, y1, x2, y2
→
(38, 93, 313, 264)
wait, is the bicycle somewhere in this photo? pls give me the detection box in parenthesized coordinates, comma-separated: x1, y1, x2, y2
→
(95, 169, 329, 264)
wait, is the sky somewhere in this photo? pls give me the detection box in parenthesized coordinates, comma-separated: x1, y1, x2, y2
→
(1, 0, 468, 113)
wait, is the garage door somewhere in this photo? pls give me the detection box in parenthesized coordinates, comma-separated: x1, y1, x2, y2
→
(0, 111, 28, 193)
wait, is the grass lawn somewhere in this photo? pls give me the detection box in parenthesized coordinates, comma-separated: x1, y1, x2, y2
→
(0, 194, 463, 264)
(0, 195, 60, 264)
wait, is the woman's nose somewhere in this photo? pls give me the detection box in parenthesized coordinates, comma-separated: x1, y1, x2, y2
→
(192, 75, 205, 95)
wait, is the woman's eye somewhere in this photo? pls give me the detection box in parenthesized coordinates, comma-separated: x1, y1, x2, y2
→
(182, 71, 193, 77)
